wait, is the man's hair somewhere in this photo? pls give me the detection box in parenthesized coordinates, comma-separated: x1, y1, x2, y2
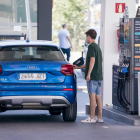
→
(85, 29, 97, 39)
(62, 24, 67, 28)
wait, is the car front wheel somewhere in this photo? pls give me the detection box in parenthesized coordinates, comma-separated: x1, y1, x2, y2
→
(62, 102, 77, 122)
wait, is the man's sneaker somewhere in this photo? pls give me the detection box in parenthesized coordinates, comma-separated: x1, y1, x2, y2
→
(81, 117, 97, 123)
(96, 118, 104, 123)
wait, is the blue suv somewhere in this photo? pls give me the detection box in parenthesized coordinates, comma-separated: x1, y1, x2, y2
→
(0, 40, 77, 122)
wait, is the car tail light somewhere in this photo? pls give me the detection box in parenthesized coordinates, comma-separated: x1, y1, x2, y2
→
(63, 88, 74, 91)
(61, 64, 74, 76)
(0, 65, 2, 74)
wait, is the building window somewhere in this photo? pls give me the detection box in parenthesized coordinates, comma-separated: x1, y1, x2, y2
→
(0, 0, 37, 23)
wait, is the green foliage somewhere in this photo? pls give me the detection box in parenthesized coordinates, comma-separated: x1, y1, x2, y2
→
(52, 0, 87, 49)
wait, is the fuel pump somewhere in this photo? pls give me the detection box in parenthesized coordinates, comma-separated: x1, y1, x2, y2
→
(112, 6, 140, 114)
(116, 6, 131, 111)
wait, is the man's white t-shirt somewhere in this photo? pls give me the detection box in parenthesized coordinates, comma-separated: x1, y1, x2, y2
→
(58, 29, 70, 49)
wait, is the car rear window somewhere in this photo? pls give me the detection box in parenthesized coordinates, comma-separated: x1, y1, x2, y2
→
(0, 46, 65, 61)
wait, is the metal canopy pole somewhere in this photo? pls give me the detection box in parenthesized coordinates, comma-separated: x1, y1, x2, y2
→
(74, 23, 78, 51)
(25, 0, 32, 40)
(87, 0, 91, 27)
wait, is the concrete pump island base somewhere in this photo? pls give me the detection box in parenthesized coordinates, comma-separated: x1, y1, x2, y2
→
(86, 104, 140, 126)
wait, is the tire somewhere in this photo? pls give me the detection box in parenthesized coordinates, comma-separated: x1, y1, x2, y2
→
(49, 109, 61, 115)
(62, 102, 77, 122)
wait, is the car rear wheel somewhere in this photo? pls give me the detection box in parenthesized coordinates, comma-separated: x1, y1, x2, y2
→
(49, 109, 61, 115)
(62, 102, 77, 122)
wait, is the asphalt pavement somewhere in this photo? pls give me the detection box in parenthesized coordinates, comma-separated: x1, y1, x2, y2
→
(0, 90, 140, 140)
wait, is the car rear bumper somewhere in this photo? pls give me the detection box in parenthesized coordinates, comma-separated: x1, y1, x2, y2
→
(0, 96, 71, 109)
(0, 90, 77, 104)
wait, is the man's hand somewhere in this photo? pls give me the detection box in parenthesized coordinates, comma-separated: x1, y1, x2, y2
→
(86, 74, 90, 82)
(67, 36, 72, 49)
(73, 65, 79, 69)
(73, 64, 85, 69)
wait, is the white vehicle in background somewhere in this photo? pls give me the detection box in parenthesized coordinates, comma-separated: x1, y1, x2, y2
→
(81, 27, 100, 73)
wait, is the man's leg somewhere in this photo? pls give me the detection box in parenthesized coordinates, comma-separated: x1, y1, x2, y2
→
(89, 93, 96, 119)
(81, 81, 97, 123)
(96, 95, 102, 119)
(66, 48, 70, 62)
(61, 48, 65, 55)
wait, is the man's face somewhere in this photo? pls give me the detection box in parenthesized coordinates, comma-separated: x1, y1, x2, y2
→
(86, 35, 90, 44)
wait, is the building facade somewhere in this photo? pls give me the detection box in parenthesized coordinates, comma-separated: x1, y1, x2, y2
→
(0, 0, 37, 40)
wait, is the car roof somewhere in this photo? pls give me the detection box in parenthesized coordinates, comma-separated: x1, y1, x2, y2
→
(0, 40, 58, 47)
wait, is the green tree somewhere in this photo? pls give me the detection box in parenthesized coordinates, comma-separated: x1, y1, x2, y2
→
(52, 0, 87, 51)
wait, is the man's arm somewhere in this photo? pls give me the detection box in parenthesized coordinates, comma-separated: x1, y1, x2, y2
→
(67, 36, 72, 48)
(73, 64, 86, 69)
(86, 57, 95, 82)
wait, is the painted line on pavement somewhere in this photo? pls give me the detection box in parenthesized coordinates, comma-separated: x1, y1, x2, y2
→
(101, 126, 109, 129)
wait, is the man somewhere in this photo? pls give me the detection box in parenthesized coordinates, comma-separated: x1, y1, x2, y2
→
(58, 24, 72, 62)
(74, 29, 103, 123)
